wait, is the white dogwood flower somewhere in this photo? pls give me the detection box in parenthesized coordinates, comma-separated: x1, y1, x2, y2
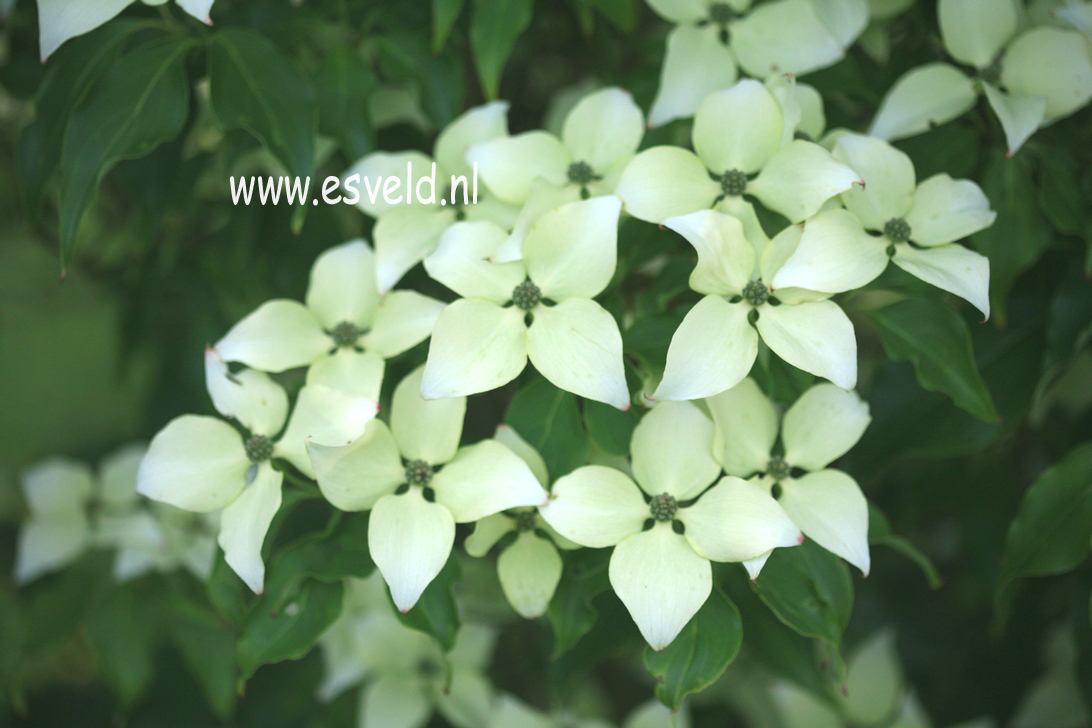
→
(706, 378, 872, 576)
(138, 350, 377, 592)
(539, 401, 801, 650)
(345, 103, 519, 291)
(306, 366, 548, 611)
(652, 209, 858, 401)
(643, 0, 868, 125)
(216, 240, 444, 401)
(617, 80, 860, 225)
(420, 196, 631, 409)
(36, 0, 215, 60)
(772, 133, 994, 318)
(13, 457, 95, 583)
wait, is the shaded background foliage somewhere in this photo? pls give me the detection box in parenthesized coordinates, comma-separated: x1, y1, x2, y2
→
(0, 0, 1090, 726)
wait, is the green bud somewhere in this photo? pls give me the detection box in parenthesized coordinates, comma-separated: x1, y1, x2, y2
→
(720, 168, 748, 197)
(404, 459, 434, 486)
(884, 217, 912, 243)
(245, 434, 274, 463)
(512, 280, 543, 311)
(330, 321, 364, 348)
(649, 492, 678, 522)
(742, 279, 770, 306)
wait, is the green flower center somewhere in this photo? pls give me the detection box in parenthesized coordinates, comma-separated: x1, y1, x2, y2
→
(404, 459, 434, 486)
(245, 435, 274, 463)
(330, 321, 364, 347)
(767, 456, 791, 481)
(512, 280, 543, 311)
(567, 160, 596, 185)
(884, 217, 911, 243)
(720, 169, 747, 196)
(649, 493, 678, 522)
(742, 279, 769, 306)
(708, 2, 736, 23)
(515, 510, 537, 532)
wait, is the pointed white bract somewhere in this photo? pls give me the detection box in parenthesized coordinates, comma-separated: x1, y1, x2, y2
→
(37, 0, 216, 60)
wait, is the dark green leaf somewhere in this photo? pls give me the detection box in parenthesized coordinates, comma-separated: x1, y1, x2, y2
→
(166, 594, 238, 719)
(582, 0, 637, 31)
(643, 588, 742, 710)
(433, 0, 467, 51)
(868, 503, 942, 589)
(547, 548, 612, 657)
(865, 297, 999, 424)
(506, 377, 588, 479)
(84, 583, 161, 705)
(584, 399, 638, 456)
(396, 554, 461, 651)
(1035, 144, 1087, 238)
(58, 35, 194, 263)
(470, 0, 533, 99)
(237, 579, 344, 681)
(751, 540, 853, 645)
(377, 33, 464, 127)
(315, 46, 376, 161)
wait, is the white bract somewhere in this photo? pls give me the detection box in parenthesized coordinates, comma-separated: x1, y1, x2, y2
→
(643, 0, 868, 125)
(706, 378, 872, 576)
(773, 133, 994, 319)
(653, 209, 858, 401)
(36, 0, 215, 60)
(420, 195, 631, 409)
(306, 366, 548, 611)
(869, 0, 1092, 153)
(344, 104, 520, 292)
(539, 401, 801, 650)
(13, 457, 95, 583)
(485, 693, 687, 728)
(617, 80, 861, 225)
(138, 350, 378, 592)
(215, 240, 444, 401)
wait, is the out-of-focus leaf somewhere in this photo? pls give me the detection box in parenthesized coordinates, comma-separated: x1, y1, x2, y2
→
(237, 579, 344, 681)
(1035, 144, 1087, 238)
(643, 587, 742, 710)
(506, 377, 588, 479)
(166, 592, 238, 720)
(583, 0, 637, 31)
(377, 33, 464, 127)
(433, 0, 467, 51)
(751, 540, 853, 647)
(584, 400, 639, 456)
(315, 46, 376, 161)
(84, 582, 160, 706)
(547, 548, 612, 657)
(470, 0, 533, 99)
(868, 502, 942, 589)
(396, 554, 461, 651)
(866, 298, 999, 424)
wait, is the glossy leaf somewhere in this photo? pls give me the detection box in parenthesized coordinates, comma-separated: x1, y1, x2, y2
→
(547, 548, 612, 657)
(506, 377, 589, 479)
(751, 540, 853, 646)
(584, 399, 639, 456)
(433, 0, 467, 51)
(470, 0, 533, 99)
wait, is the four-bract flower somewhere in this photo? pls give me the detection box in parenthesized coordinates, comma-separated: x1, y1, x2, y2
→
(772, 133, 994, 319)
(36, 0, 215, 60)
(539, 401, 801, 650)
(868, 0, 1092, 153)
(344, 103, 519, 292)
(138, 350, 378, 592)
(464, 425, 579, 619)
(706, 378, 872, 576)
(652, 208, 858, 401)
(306, 366, 548, 611)
(617, 79, 861, 226)
(643, 0, 868, 126)
(215, 240, 444, 401)
(13, 457, 95, 583)
(420, 195, 631, 409)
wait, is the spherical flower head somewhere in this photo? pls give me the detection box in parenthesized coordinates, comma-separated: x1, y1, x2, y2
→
(511, 280, 543, 311)
(404, 459, 434, 487)
(767, 455, 791, 481)
(567, 161, 597, 186)
(708, 2, 736, 24)
(883, 217, 911, 243)
(742, 279, 770, 306)
(245, 435, 274, 463)
(330, 321, 364, 348)
(720, 169, 748, 197)
(649, 492, 678, 522)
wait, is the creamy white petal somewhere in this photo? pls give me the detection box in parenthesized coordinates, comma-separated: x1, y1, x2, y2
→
(892, 242, 991, 319)
(938, 0, 1017, 68)
(615, 146, 722, 223)
(275, 385, 379, 476)
(204, 349, 289, 436)
(795, 82, 827, 140)
(741, 550, 773, 581)
(609, 525, 712, 651)
(783, 384, 871, 470)
(1057, 3, 1092, 35)
(421, 300, 528, 399)
(812, 0, 869, 47)
(679, 476, 801, 561)
(648, 24, 738, 128)
(630, 401, 721, 501)
(731, 0, 846, 78)
(363, 290, 446, 359)
(215, 299, 329, 373)
(562, 88, 644, 172)
(369, 488, 456, 611)
(306, 240, 381, 330)
(756, 301, 857, 390)
(749, 140, 861, 223)
(905, 173, 997, 247)
(176, 0, 214, 24)
(434, 666, 495, 728)
(524, 196, 621, 300)
(498, 531, 563, 618)
(464, 513, 514, 557)
(15, 517, 91, 583)
(20, 458, 94, 514)
(832, 133, 915, 229)
(705, 378, 779, 477)
(423, 221, 526, 303)
(344, 151, 435, 217)
(645, 0, 709, 23)
(485, 695, 555, 728)
(653, 296, 758, 401)
(467, 132, 570, 205)
(307, 420, 405, 511)
(527, 299, 630, 409)
(982, 84, 1046, 156)
(779, 470, 870, 575)
(37, 0, 133, 60)
(306, 349, 385, 402)
(218, 462, 282, 593)
(391, 366, 466, 466)
(663, 209, 755, 296)
(433, 440, 549, 523)
(494, 424, 549, 485)
(138, 415, 249, 512)
(98, 444, 145, 507)
(360, 674, 431, 728)
(694, 80, 783, 175)
(493, 179, 582, 263)
(538, 466, 648, 548)
(771, 209, 889, 294)
(435, 101, 510, 179)
(868, 63, 977, 140)
(373, 207, 456, 294)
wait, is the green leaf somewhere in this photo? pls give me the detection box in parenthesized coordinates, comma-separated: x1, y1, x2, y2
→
(470, 0, 533, 99)
(377, 33, 465, 127)
(584, 399, 638, 456)
(208, 28, 317, 180)
(433, 0, 467, 51)
(868, 502, 942, 589)
(58, 35, 194, 264)
(396, 554, 461, 651)
(166, 594, 238, 719)
(751, 540, 853, 646)
(643, 587, 742, 710)
(315, 46, 376, 161)
(547, 548, 612, 657)
(581, 0, 637, 31)
(1035, 144, 1087, 238)
(999, 441, 1092, 608)
(865, 297, 999, 424)
(506, 377, 588, 479)
(84, 583, 161, 706)
(237, 579, 344, 681)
